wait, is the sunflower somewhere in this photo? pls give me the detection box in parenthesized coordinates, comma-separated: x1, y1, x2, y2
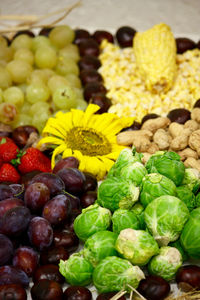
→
(38, 104, 134, 179)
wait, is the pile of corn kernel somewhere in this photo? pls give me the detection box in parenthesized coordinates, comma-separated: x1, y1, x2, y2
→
(99, 40, 200, 121)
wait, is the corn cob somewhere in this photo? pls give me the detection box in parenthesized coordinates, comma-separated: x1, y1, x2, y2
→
(133, 23, 177, 93)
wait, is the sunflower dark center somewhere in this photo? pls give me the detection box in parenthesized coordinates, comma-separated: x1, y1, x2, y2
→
(66, 127, 112, 156)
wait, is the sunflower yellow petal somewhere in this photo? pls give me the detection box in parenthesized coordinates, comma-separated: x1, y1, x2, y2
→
(51, 144, 66, 168)
(37, 136, 64, 148)
(81, 104, 100, 127)
(97, 156, 115, 171)
(62, 148, 73, 158)
(71, 109, 84, 127)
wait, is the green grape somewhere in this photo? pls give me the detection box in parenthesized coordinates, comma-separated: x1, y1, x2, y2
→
(74, 88, 84, 100)
(32, 36, 52, 52)
(18, 83, 27, 93)
(42, 68, 55, 81)
(31, 110, 50, 132)
(35, 46, 57, 69)
(12, 113, 32, 128)
(20, 101, 31, 113)
(65, 73, 82, 88)
(0, 36, 8, 47)
(26, 82, 50, 103)
(0, 66, 12, 89)
(59, 44, 80, 62)
(0, 45, 14, 62)
(14, 48, 34, 65)
(29, 101, 50, 116)
(56, 56, 79, 76)
(0, 60, 6, 68)
(0, 88, 3, 103)
(11, 34, 33, 51)
(3, 86, 24, 107)
(6, 60, 32, 84)
(0, 102, 18, 124)
(53, 86, 77, 109)
(49, 25, 75, 49)
(27, 70, 48, 85)
(76, 99, 88, 111)
(47, 75, 70, 94)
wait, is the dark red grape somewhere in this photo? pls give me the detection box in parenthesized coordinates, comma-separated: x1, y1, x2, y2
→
(28, 217, 53, 251)
(137, 275, 170, 300)
(31, 279, 63, 300)
(30, 173, 65, 196)
(53, 231, 79, 252)
(176, 265, 200, 290)
(0, 184, 14, 201)
(80, 191, 97, 208)
(9, 183, 24, 199)
(167, 108, 191, 124)
(0, 234, 13, 266)
(42, 194, 71, 226)
(12, 246, 39, 277)
(0, 206, 31, 237)
(40, 246, 69, 265)
(24, 182, 50, 213)
(83, 172, 97, 192)
(12, 125, 38, 148)
(120, 121, 141, 132)
(39, 27, 53, 36)
(78, 55, 101, 71)
(84, 82, 106, 102)
(93, 30, 114, 44)
(176, 37, 196, 54)
(90, 93, 111, 113)
(116, 26, 136, 47)
(0, 284, 27, 300)
(80, 69, 103, 86)
(33, 264, 64, 284)
(53, 157, 79, 174)
(63, 286, 92, 300)
(79, 38, 99, 57)
(57, 168, 86, 196)
(74, 29, 91, 45)
(20, 171, 42, 188)
(97, 292, 126, 300)
(141, 113, 160, 124)
(194, 99, 200, 108)
(0, 265, 29, 287)
(12, 30, 35, 39)
(0, 198, 24, 218)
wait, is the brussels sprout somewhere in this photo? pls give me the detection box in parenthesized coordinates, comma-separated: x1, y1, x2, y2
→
(131, 203, 146, 230)
(120, 162, 147, 186)
(146, 151, 185, 186)
(180, 207, 200, 259)
(112, 209, 140, 234)
(181, 168, 200, 194)
(74, 204, 111, 241)
(169, 239, 189, 262)
(115, 228, 159, 266)
(144, 195, 189, 246)
(176, 185, 196, 212)
(97, 178, 139, 212)
(107, 147, 142, 178)
(59, 252, 93, 286)
(140, 173, 177, 208)
(83, 231, 118, 267)
(148, 246, 182, 281)
(93, 256, 145, 293)
(196, 192, 200, 207)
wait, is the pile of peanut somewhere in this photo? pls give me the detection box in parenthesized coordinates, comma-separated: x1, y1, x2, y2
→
(117, 107, 200, 171)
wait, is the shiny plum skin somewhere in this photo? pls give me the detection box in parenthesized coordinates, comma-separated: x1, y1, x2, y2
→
(31, 279, 63, 300)
(63, 286, 92, 300)
(0, 234, 14, 266)
(57, 168, 86, 196)
(0, 284, 27, 300)
(24, 182, 50, 213)
(80, 191, 97, 208)
(53, 231, 79, 252)
(40, 246, 69, 265)
(0, 184, 14, 201)
(29, 173, 65, 196)
(137, 275, 170, 300)
(176, 265, 200, 290)
(33, 264, 64, 284)
(0, 265, 29, 287)
(9, 184, 25, 199)
(53, 157, 79, 174)
(0, 198, 24, 218)
(83, 172, 97, 192)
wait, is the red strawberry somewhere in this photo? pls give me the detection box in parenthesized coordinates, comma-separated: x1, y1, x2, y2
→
(0, 158, 3, 168)
(0, 141, 19, 163)
(18, 148, 51, 174)
(0, 137, 13, 144)
(0, 163, 20, 183)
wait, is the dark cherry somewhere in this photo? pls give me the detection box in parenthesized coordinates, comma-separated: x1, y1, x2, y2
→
(90, 93, 111, 114)
(137, 275, 170, 300)
(96, 292, 126, 300)
(93, 30, 114, 44)
(0, 197, 24, 218)
(80, 69, 103, 86)
(141, 113, 160, 124)
(53, 231, 79, 252)
(194, 99, 200, 108)
(84, 82, 106, 102)
(63, 286, 92, 300)
(53, 157, 79, 174)
(57, 168, 86, 196)
(167, 108, 191, 124)
(0, 234, 13, 266)
(12, 125, 38, 148)
(31, 279, 63, 300)
(176, 265, 200, 290)
(20, 171, 42, 188)
(0, 184, 14, 201)
(0, 265, 29, 287)
(78, 55, 101, 71)
(116, 26, 136, 48)
(176, 37, 196, 54)
(121, 120, 141, 132)
(40, 246, 69, 265)
(33, 264, 64, 284)
(78, 38, 100, 57)
(83, 172, 97, 192)
(80, 191, 97, 208)
(12, 30, 35, 39)
(39, 27, 53, 36)
(74, 29, 91, 45)
(0, 284, 27, 300)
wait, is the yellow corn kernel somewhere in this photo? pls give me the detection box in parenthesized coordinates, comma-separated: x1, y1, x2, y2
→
(133, 23, 177, 93)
